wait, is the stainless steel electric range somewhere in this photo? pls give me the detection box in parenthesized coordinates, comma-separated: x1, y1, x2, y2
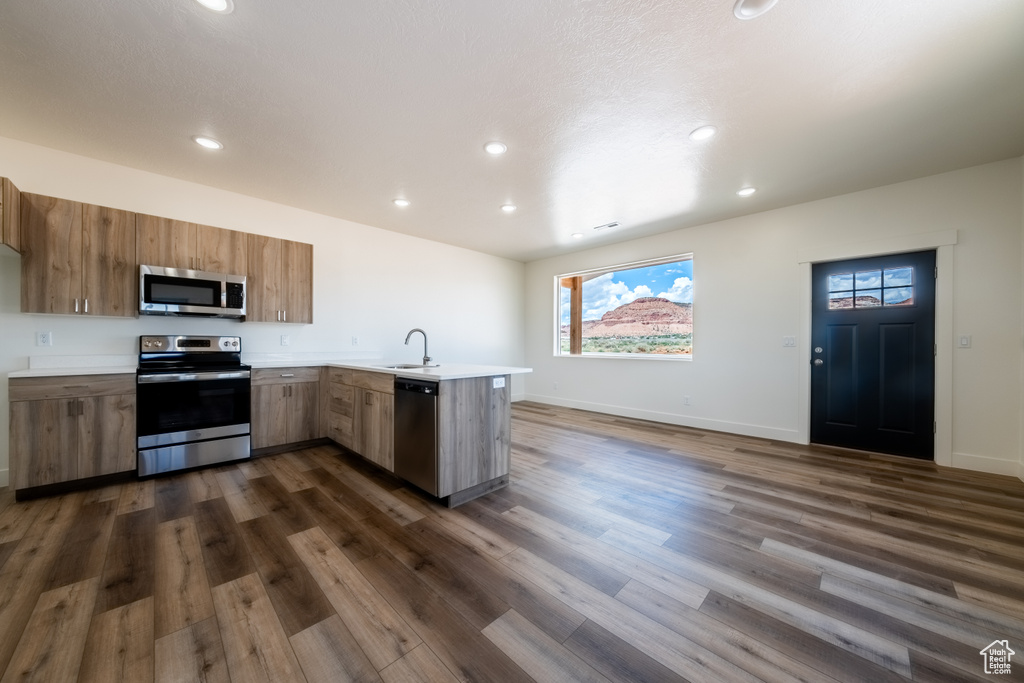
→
(136, 335, 251, 477)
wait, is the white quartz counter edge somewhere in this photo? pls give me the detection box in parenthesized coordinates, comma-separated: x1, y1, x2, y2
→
(253, 360, 532, 381)
(9, 366, 138, 378)
(10, 362, 531, 380)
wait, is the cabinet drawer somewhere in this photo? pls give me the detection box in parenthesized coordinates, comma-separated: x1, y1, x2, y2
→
(9, 374, 136, 401)
(328, 382, 355, 417)
(330, 368, 394, 394)
(251, 366, 320, 385)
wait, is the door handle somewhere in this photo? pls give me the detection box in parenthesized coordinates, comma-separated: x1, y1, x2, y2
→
(814, 359, 824, 366)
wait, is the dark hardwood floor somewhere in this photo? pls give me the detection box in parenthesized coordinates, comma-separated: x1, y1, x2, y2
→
(1, 401, 1023, 682)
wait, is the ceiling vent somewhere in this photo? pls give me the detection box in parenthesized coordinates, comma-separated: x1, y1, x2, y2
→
(592, 222, 620, 232)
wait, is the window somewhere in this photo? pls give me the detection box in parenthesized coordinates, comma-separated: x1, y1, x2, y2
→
(827, 266, 915, 310)
(556, 254, 693, 357)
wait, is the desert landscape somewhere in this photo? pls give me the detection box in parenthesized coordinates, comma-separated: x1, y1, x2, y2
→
(561, 297, 692, 354)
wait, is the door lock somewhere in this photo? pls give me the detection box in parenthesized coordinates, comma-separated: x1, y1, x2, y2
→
(814, 359, 824, 366)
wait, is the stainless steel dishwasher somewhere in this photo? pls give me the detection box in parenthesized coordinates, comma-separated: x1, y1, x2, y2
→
(394, 378, 439, 495)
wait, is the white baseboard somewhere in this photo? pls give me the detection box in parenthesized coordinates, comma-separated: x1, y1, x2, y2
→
(511, 393, 526, 403)
(950, 452, 1021, 477)
(522, 394, 801, 443)
(0, 468, 7, 488)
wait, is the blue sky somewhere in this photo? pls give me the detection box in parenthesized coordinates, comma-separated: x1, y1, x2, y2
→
(560, 258, 693, 323)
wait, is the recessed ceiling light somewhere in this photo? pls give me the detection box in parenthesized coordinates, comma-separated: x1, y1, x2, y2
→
(689, 125, 717, 141)
(571, 233, 584, 239)
(195, 0, 234, 13)
(737, 187, 757, 197)
(393, 198, 411, 208)
(733, 0, 777, 20)
(501, 204, 517, 213)
(192, 135, 223, 150)
(484, 142, 507, 155)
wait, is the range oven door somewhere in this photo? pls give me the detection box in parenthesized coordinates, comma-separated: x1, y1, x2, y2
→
(137, 370, 251, 476)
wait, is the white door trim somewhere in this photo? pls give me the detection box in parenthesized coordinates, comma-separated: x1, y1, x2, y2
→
(797, 230, 957, 466)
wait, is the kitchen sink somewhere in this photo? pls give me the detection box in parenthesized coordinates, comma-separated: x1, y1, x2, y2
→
(375, 363, 441, 369)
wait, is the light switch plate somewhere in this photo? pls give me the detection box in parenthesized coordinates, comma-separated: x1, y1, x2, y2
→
(493, 377, 506, 389)
(782, 336, 796, 347)
(958, 334, 971, 348)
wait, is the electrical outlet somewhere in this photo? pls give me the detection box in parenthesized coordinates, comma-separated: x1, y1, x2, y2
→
(36, 331, 53, 347)
(351, 336, 359, 346)
(683, 395, 691, 406)
(280, 335, 290, 346)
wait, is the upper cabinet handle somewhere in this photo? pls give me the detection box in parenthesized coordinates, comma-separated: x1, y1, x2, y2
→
(283, 310, 287, 322)
(74, 298, 79, 313)
(84, 298, 88, 314)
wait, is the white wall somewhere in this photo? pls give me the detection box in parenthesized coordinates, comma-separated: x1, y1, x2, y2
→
(0, 136, 526, 486)
(525, 157, 1024, 479)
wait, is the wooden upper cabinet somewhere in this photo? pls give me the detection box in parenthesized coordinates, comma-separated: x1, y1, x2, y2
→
(195, 223, 247, 275)
(137, 215, 247, 275)
(82, 203, 136, 317)
(21, 194, 84, 315)
(136, 214, 191, 269)
(21, 193, 136, 317)
(283, 239, 313, 324)
(1, 177, 22, 253)
(247, 234, 312, 323)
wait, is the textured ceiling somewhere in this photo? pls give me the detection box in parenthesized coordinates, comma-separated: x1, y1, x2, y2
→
(1, 0, 1022, 261)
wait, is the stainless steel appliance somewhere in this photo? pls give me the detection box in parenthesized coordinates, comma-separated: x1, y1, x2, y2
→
(139, 264, 246, 319)
(394, 378, 439, 495)
(136, 335, 251, 477)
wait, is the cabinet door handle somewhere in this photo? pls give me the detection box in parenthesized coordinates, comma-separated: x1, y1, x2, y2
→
(364, 393, 373, 405)
(79, 399, 85, 416)
(67, 401, 75, 417)
(84, 298, 89, 314)
(283, 310, 287, 322)
(277, 310, 281, 322)
(281, 373, 295, 378)
(74, 298, 79, 313)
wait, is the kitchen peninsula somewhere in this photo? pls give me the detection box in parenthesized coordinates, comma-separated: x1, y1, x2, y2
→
(8, 358, 530, 506)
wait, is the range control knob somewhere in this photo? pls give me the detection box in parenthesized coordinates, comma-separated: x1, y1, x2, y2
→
(155, 341, 163, 347)
(144, 341, 152, 348)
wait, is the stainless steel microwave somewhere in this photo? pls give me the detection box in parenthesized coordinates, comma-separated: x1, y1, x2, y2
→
(139, 265, 246, 319)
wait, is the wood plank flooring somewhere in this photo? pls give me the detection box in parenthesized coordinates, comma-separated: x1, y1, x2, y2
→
(2, 401, 1024, 681)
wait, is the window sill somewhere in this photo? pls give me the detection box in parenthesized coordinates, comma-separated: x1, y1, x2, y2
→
(554, 352, 692, 361)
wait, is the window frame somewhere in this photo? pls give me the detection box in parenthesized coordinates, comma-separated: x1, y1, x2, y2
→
(553, 252, 694, 360)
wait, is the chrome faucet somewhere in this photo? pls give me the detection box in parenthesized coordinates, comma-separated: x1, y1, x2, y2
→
(405, 328, 430, 365)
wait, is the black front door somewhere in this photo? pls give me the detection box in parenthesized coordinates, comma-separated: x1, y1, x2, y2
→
(810, 250, 935, 459)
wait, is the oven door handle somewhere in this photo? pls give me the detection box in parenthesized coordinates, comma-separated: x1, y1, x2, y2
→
(138, 370, 251, 383)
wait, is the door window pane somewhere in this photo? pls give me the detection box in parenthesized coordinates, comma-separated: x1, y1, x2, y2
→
(855, 270, 882, 289)
(857, 290, 882, 307)
(829, 291, 854, 309)
(884, 267, 913, 287)
(828, 273, 853, 292)
(884, 287, 914, 306)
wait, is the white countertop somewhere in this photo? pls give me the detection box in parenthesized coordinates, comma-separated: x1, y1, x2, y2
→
(10, 355, 531, 380)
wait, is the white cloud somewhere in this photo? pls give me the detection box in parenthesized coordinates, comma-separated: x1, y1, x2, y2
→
(656, 276, 693, 304)
(581, 273, 653, 320)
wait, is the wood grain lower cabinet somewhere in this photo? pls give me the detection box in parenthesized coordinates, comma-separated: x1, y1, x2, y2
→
(1, 177, 21, 253)
(20, 193, 136, 316)
(9, 374, 136, 491)
(357, 388, 394, 471)
(437, 376, 510, 498)
(326, 368, 394, 471)
(251, 367, 320, 449)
